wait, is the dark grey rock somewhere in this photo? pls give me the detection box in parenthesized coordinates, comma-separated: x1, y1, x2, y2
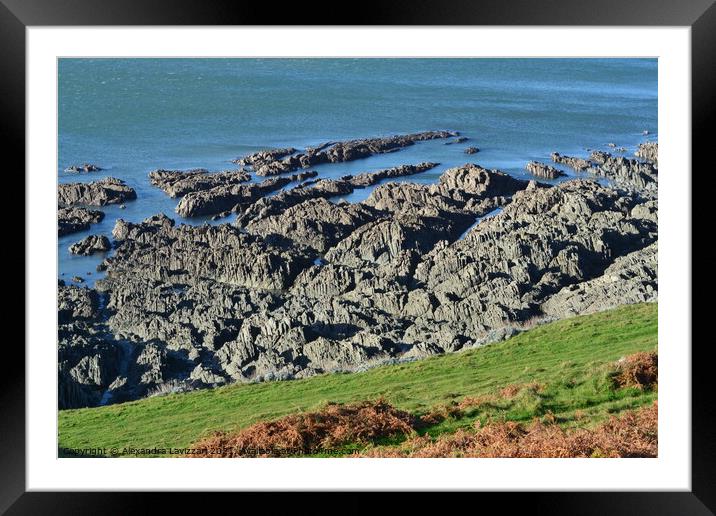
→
(243, 131, 456, 176)
(65, 163, 102, 173)
(149, 168, 251, 198)
(56, 141, 659, 408)
(69, 234, 111, 256)
(58, 207, 105, 236)
(58, 177, 137, 207)
(176, 171, 317, 217)
(233, 147, 297, 167)
(235, 163, 437, 226)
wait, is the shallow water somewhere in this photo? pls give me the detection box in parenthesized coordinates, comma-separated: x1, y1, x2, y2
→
(58, 58, 657, 285)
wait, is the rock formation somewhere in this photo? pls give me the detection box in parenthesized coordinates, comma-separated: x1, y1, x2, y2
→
(69, 234, 111, 255)
(589, 151, 658, 195)
(149, 168, 251, 198)
(236, 131, 457, 176)
(57, 138, 659, 409)
(551, 152, 592, 171)
(58, 207, 105, 236)
(65, 163, 102, 173)
(235, 163, 437, 226)
(525, 161, 566, 179)
(175, 171, 317, 217)
(635, 142, 658, 165)
(58, 177, 137, 207)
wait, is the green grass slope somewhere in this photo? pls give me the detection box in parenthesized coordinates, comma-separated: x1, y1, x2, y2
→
(58, 303, 657, 457)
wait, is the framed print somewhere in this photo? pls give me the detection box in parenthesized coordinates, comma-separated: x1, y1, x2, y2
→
(5, 0, 714, 512)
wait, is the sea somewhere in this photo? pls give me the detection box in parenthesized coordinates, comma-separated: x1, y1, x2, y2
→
(58, 58, 658, 285)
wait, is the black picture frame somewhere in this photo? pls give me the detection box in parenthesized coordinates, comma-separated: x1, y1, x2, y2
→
(4, 0, 712, 513)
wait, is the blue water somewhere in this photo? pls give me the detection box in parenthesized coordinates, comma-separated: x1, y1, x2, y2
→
(58, 58, 657, 284)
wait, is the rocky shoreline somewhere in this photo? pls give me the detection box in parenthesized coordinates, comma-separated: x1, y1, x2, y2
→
(57, 133, 658, 409)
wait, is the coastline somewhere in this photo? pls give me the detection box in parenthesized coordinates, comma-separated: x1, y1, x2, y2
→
(57, 130, 658, 410)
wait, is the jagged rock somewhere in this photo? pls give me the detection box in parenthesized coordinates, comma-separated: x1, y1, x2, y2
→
(65, 163, 102, 173)
(58, 177, 137, 207)
(245, 197, 379, 253)
(525, 161, 566, 179)
(342, 162, 437, 187)
(589, 150, 658, 194)
(58, 207, 105, 236)
(57, 137, 659, 408)
(57, 285, 124, 409)
(303, 337, 376, 372)
(149, 168, 251, 198)
(635, 142, 658, 165)
(72, 276, 85, 283)
(245, 131, 456, 176)
(105, 214, 313, 290)
(99, 275, 280, 354)
(464, 146, 479, 154)
(236, 163, 436, 226)
(412, 179, 657, 337)
(58, 286, 100, 323)
(190, 363, 228, 386)
(436, 164, 530, 197)
(69, 234, 111, 255)
(233, 147, 297, 167)
(551, 152, 592, 171)
(176, 171, 317, 217)
(630, 200, 658, 223)
(541, 243, 657, 317)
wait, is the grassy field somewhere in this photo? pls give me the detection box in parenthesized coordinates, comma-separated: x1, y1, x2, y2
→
(58, 303, 657, 457)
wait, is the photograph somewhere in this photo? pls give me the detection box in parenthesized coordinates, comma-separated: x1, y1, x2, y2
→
(56, 57, 660, 459)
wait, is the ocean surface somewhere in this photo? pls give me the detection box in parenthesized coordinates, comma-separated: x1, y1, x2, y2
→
(58, 58, 658, 285)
